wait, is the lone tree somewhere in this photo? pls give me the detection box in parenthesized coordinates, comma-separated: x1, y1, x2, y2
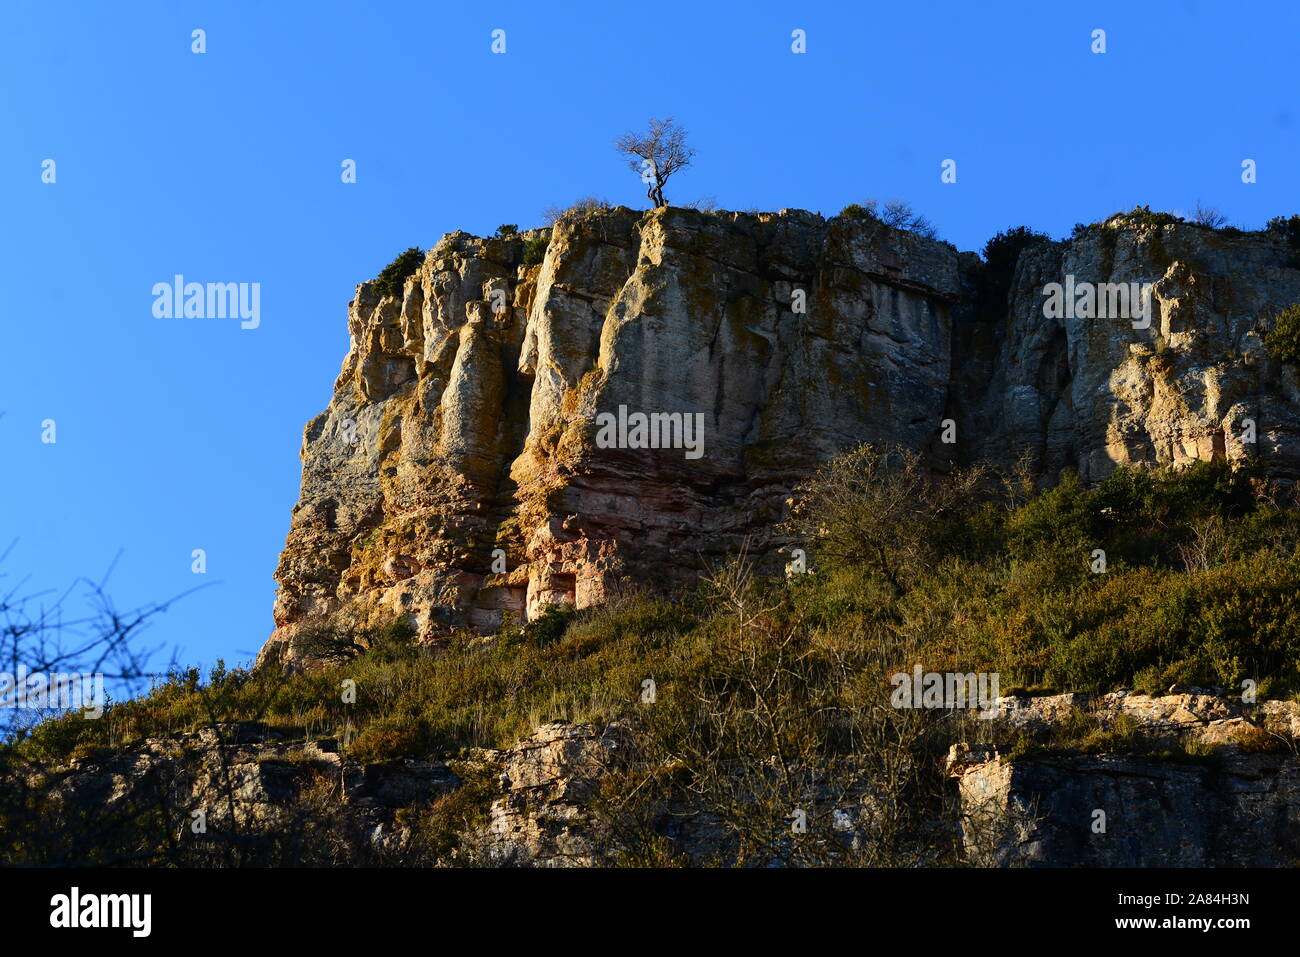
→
(615, 117, 695, 208)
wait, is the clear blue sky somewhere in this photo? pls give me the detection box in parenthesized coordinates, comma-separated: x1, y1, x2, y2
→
(2, 0, 1297, 672)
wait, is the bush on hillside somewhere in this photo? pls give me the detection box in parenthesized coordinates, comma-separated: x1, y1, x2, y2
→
(541, 196, 612, 227)
(1107, 205, 1183, 228)
(838, 198, 939, 240)
(1191, 202, 1228, 229)
(523, 234, 549, 266)
(373, 246, 424, 299)
(1266, 214, 1300, 249)
(1265, 303, 1300, 365)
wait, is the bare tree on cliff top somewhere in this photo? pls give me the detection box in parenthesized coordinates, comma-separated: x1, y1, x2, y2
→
(615, 117, 695, 209)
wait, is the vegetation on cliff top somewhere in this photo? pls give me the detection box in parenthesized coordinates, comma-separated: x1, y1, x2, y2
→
(838, 198, 939, 240)
(975, 225, 1051, 320)
(372, 246, 424, 299)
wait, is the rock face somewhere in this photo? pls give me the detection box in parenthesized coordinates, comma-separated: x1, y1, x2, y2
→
(949, 691, 1300, 867)
(480, 722, 628, 866)
(264, 208, 1300, 657)
(956, 221, 1300, 483)
(26, 718, 684, 867)
(265, 206, 963, 656)
(956, 752, 1300, 867)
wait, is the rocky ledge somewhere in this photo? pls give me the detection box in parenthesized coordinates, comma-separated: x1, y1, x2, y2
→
(950, 691, 1300, 866)
(28, 691, 1300, 867)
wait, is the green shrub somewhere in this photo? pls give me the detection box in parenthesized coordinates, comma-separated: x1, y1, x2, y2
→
(1109, 205, 1183, 228)
(373, 246, 423, 299)
(519, 603, 576, 647)
(977, 226, 1052, 321)
(1005, 460, 1259, 567)
(349, 714, 429, 763)
(541, 197, 612, 227)
(18, 709, 104, 760)
(494, 224, 519, 239)
(1006, 469, 1096, 556)
(839, 203, 874, 220)
(396, 760, 499, 861)
(1266, 214, 1300, 248)
(523, 234, 549, 266)
(1265, 303, 1300, 364)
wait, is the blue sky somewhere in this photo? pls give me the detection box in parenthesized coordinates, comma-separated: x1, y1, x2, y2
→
(2, 0, 1297, 672)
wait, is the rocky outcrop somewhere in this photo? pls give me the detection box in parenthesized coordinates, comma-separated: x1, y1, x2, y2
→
(956, 220, 1300, 483)
(264, 206, 964, 658)
(479, 722, 628, 866)
(949, 691, 1300, 867)
(955, 751, 1300, 867)
(29, 719, 681, 867)
(264, 208, 1300, 658)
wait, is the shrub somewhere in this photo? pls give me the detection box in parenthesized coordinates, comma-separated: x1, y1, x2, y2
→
(1266, 304, 1300, 364)
(1191, 202, 1227, 229)
(396, 760, 499, 862)
(541, 197, 612, 227)
(1265, 215, 1300, 266)
(523, 234, 549, 266)
(1007, 460, 1260, 568)
(295, 616, 417, 665)
(780, 444, 988, 595)
(977, 226, 1051, 321)
(683, 196, 719, 212)
(373, 246, 423, 299)
(1108, 205, 1183, 228)
(837, 198, 939, 239)
(519, 603, 575, 647)
(494, 224, 519, 239)
(18, 709, 103, 760)
(370, 618, 421, 664)
(1266, 214, 1300, 248)
(593, 556, 964, 866)
(349, 714, 429, 763)
(296, 621, 369, 663)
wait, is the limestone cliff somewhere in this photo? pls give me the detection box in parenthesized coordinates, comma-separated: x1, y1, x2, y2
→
(264, 207, 1300, 659)
(957, 219, 1300, 483)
